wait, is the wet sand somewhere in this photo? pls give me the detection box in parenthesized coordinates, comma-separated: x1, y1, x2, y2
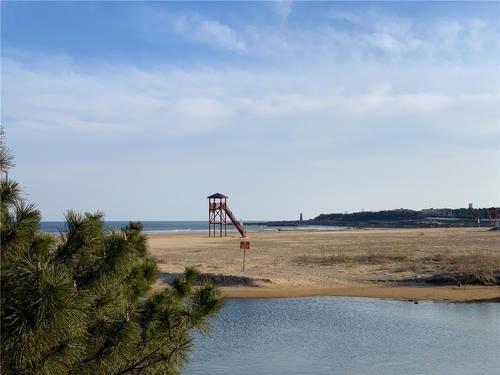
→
(148, 228, 500, 302)
(220, 285, 499, 302)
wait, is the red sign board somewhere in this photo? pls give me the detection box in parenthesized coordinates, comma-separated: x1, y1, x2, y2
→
(240, 241, 250, 249)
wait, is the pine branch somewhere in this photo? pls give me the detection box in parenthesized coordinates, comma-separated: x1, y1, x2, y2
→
(1, 130, 222, 374)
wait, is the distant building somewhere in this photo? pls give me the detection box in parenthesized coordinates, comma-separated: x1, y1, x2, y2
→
(468, 203, 473, 209)
(300, 213, 303, 222)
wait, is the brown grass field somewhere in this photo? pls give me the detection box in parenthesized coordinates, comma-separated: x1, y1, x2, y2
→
(148, 227, 500, 302)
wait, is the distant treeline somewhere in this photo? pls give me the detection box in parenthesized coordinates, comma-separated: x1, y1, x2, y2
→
(314, 209, 424, 222)
(449, 208, 492, 218)
(313, 208, 495, 222)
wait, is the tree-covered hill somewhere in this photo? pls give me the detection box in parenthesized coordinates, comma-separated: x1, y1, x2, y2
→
(314, 209, 425, 222)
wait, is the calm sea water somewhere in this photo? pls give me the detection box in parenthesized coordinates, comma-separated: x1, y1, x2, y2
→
(185, 298, 500, 375)
(39, 221, 345, 234)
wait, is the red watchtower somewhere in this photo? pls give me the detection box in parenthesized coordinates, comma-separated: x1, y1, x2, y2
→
(208, 193, 246, 238)
(208, 193, 228, 237)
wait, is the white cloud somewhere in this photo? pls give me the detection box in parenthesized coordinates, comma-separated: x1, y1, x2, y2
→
(135, 7, 498, 65)
(434, 20, 463, 47)
(270, 1, 293, 21)
(3, 54, 497, 146)
(173, 15, 246, 51)
(326, 10, 362, 25)
(3, 9, 498, 163)
(142, 11, 246, 52)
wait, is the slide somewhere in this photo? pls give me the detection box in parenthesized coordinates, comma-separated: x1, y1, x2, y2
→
(223, 205, 246, 237)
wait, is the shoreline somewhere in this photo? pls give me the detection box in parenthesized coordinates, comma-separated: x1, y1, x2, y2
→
(219, 285, 500, 302)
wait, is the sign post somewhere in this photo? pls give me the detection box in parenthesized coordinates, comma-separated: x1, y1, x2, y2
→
(240, 241, 250, 272)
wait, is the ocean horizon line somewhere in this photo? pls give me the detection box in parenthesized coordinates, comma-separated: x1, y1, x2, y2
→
(39, 220, 345, 235)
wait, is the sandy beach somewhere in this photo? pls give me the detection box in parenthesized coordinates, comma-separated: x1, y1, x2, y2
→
(148, 228, 500, 302)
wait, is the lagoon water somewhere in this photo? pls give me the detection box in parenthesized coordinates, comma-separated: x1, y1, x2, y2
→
(185, 297, 500, 375)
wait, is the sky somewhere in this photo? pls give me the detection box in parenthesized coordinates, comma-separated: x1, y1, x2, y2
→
(1, 1, 499, 221)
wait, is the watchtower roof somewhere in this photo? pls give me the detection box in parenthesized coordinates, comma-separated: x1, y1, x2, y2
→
(207, 193, 228, 199)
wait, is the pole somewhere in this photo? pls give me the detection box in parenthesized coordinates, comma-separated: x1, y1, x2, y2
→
(242, 248, 246, 272)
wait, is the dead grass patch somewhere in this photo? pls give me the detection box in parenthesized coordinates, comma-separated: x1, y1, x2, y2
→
(423, 253, 500, 274)
(293, 252, 411, 266)
(294, 251, 500, 279)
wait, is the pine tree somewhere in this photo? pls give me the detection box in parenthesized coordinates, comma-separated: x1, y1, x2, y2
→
(1, 130, 223, 375)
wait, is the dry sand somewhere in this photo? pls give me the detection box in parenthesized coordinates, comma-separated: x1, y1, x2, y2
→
(148, 228, 500, 302)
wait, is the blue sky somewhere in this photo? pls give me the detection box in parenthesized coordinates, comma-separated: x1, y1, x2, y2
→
(1, 1, 499, 221)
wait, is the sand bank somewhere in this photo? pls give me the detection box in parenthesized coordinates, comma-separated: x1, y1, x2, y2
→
(148, 228, 500, 302)
(220, 285, 500, 302)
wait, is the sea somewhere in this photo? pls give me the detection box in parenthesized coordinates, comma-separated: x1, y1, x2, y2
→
(184, 297, 500, 375)
(38, 221, 346, 234)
